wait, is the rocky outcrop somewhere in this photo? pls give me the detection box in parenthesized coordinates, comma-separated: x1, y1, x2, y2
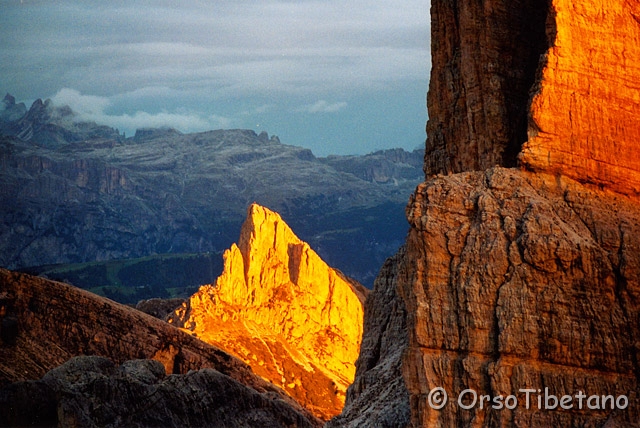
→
(425, 0, 640, 198)
(0, 94, 27, 125)
(424, 0, 549, 175)
(520, 0, 640, 197)
(334, 0, 640, 426)
(170, 204, 367, 420)
(326, 250, 410, 428)
(0, 97, 122, 147)
(136, 297, 187, 320)
(0, 268, 321, 426)
(0, 356, 318, 428)
(321, 148, 424, 184)
(396, 168, 639, 427)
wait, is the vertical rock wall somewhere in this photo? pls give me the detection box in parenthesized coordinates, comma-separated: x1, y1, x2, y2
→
(326, 250, 410, 428)
(425, 0, 640, 199)
(425, 0, 549, 175)
(520, 0, 640, 197)
(399, 168, 640, 427)
(339, 0, 640, 427)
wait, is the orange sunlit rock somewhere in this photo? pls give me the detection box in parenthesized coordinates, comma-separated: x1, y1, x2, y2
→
(521, 0, 640, 196)
(170, 203, 367, 420)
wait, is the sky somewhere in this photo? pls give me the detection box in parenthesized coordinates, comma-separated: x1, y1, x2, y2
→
(0, 0, 430, 156)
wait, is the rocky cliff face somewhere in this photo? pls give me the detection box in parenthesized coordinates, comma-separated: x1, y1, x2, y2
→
(335, 0, 640, 426)
(425, 0, 640, 199)
(170, 204, 367, 421)
(326, 250, 410, 428)
(424, 0, 549, 175)
(400, 168, 640, 427)
(0, 268, 321, 426)
(520, 0, 640, 197)
(338, 168, 640, 427)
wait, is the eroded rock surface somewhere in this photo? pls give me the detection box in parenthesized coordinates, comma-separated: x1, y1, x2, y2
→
(425, 0, 640, 199)
(520, 0, 640, 197)
(424, 0, 549, 175)
(171, 204, 367, 421)
(399, 168, 640, 427)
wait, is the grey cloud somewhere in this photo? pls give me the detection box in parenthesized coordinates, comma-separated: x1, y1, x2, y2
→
(1, 0, 430, 156)
(1, 0, 430, 98)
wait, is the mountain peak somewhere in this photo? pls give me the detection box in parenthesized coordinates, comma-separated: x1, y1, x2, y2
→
(2, 93, 16, 108)
(171, 203, 367, 420)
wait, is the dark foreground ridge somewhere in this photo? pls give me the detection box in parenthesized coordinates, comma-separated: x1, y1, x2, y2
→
(0, 268, 322, 427)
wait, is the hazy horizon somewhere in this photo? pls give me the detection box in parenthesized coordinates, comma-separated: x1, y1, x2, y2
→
(1, 0, 430, 157)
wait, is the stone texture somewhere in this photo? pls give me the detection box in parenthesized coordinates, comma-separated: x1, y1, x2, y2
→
(424, 0, 549, 175)
(0, 268, 321, 426)
(398, 167, 640, 427)
(170, 204, 367, 421)
(345, 0, 640, 426)
(520, 0, 640, 197)
(425, 0, 640, 199)
(326, 250, 410, 428)
(0, 356, 319, 428)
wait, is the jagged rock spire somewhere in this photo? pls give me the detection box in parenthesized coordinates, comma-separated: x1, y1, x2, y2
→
(171, 203, 367, 421)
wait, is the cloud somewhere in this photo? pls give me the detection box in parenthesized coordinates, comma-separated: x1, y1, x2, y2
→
(1, 1, 430, 155)
(0, 0, 429, 98)
(49, 88, 233, 135)
(297, 100, 348, 113)
(51, 88, 111, 116)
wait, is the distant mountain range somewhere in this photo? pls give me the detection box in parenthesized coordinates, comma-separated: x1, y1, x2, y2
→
(0, 93, 424, 294)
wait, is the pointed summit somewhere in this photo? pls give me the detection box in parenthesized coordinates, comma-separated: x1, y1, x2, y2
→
(171, 204, 367, 420)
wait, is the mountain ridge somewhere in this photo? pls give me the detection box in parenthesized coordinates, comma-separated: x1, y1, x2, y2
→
(0, 94, 423, 288)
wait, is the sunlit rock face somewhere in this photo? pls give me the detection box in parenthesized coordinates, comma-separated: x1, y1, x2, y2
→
(425, 0, 640, 198)
(170, 203, 367, 420)
(520, 0, 640, 197)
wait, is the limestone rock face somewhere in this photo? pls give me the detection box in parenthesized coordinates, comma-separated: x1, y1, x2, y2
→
(0, 268, 321, 427)
(348, 0, 640, 426)
(520, 0, 640, 197)
(171, 203, 367, 421)
(425, 0, 640, 198)
(424, 0, 549, 175)
(398, 168, 640, 427)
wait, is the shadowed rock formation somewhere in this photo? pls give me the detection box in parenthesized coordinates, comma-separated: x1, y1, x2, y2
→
(332, 168, 640, 427)
(400, 168, 640, 427)
(0, 268, 321, 427)
(425, 0, 550, 175)
(325, 250, 410, 428)
(0, 356, 319, 428)
(170, 204, 367, 421)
